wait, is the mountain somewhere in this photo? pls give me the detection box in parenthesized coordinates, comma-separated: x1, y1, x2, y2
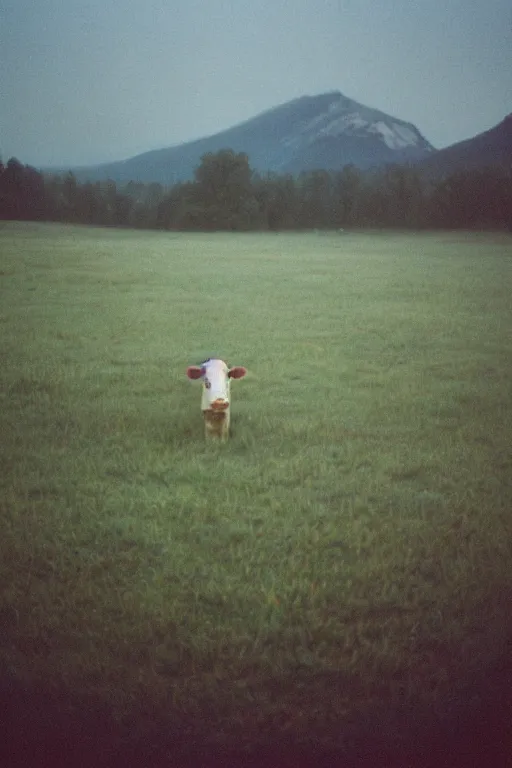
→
(67, 91, 434, 185)
(419, 114, 512, 176)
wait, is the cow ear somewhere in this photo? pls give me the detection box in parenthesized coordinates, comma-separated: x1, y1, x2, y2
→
(187, 366, 203, 380)
(228, 366, 247, 379)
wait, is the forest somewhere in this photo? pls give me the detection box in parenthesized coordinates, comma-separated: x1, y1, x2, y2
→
(0, 149, 511, 231)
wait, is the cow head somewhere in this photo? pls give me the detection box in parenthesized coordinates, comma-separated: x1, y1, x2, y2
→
(186, 358, 247, 412)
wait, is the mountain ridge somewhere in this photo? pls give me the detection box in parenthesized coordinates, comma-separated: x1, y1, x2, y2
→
(48, 92, 510, 185)
(67, 91, 434, 184)
(418, 113, 512, 176)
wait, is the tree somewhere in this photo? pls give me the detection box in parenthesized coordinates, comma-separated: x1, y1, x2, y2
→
(377, 165, 425, 227)
(297, 170, 333, 229)
(193, 149, 257, 230)
(61, 172, 79, 221)
(333, 165, 363, 227)
(254, 173, 298, 230)
(0, 158, 25, 219)
(0, 158, 45, 220)
(428, 169, 512, 229)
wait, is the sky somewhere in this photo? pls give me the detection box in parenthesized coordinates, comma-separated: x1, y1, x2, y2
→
(1, 0, 511, 168)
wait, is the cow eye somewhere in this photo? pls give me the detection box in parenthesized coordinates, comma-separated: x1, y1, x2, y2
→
(204, 378, 211, 389)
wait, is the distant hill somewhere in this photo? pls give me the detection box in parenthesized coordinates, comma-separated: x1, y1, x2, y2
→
(419, 114, 512, 176)
(63, 91, 435, 185)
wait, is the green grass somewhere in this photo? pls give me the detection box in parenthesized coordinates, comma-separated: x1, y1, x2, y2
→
(1, 222, 512, 756)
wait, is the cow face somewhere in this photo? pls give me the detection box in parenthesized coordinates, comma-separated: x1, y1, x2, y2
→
(186, 358, 247, 413)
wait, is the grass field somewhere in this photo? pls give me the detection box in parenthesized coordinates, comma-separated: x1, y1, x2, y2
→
(1, 222, 512, 764)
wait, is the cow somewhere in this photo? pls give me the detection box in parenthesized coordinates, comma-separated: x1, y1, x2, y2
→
(186, 358, 247, 440)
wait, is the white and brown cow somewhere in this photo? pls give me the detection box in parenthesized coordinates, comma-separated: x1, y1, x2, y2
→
(186, 358, 247, 440)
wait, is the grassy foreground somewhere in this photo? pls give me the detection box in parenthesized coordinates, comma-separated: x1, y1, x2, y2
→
(1, 222, 512, 763)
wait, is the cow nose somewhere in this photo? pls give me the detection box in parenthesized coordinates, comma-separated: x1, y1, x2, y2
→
(211, 398, 229, 411)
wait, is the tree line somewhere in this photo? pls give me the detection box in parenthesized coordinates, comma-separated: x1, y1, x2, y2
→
(1, 151, 511, 231)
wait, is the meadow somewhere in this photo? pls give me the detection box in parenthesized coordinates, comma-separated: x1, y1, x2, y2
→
(1, 222, 511, 764)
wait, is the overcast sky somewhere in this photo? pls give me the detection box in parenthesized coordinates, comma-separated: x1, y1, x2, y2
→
(1, 0, 511, 168)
